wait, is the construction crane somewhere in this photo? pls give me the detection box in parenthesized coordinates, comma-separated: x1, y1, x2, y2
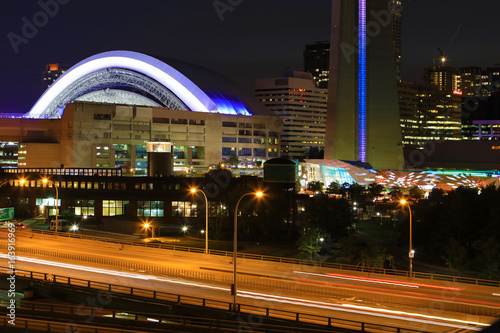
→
(433, 24, 462, 67)
(438, 48, 446, 66)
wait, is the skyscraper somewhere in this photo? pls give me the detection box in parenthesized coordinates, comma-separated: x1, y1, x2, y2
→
(398, 83, 462, 148)
(255, 71, 328, 158)
(42, 63, 68, 92)
(392, 0, 402, 82)
(303, 42, 330, 89)
(424, 66, 458, 92)
(325, 0, 403, 170)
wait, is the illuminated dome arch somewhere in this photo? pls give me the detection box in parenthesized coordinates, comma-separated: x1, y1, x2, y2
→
(26, 51, 260, 119)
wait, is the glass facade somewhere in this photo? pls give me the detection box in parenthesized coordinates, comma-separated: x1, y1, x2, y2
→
(70, 199, 95, 216)
(103, 200, 129, 216)
(172, 201, 197, 217)
(138, 200, 164, 217)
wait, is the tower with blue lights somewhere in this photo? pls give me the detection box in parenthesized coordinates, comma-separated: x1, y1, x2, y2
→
(325, 0, 403, 170)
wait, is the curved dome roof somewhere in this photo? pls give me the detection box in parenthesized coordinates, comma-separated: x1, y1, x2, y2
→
(25, 50, 273, 119)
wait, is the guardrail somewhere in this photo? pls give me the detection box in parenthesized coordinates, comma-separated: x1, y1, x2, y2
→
(0, 268, 429, 333)
(4, 243, 498, 317)
(1, 299, 348, 333)
(25, 229, 500, 288)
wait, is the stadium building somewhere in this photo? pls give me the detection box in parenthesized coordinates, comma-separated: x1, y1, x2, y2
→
(0, 51, 282, 175)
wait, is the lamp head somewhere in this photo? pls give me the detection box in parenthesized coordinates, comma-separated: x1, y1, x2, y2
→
(144, 223, 150, 228)
(400, 199, 407, 205)
(20, 179, 26, 185)
(42, 178, 48, 184)
(190, 188, 196, 193)
(256, 192, 263, 197)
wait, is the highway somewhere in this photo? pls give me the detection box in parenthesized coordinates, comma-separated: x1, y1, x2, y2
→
(1, 230, 498, 332)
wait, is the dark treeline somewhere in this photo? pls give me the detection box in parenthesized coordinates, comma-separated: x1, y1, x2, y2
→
(400, 185, 500, 279)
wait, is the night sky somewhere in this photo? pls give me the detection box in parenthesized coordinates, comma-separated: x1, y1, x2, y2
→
(0, 0, 499, 114)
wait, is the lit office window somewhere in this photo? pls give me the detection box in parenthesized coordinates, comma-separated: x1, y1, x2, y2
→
(102, 200, 129, 216)
(172, 201, 197, 218)
(138, 201, 164, 217)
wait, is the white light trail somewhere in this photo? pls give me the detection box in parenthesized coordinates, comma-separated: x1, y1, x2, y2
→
(0, 254, 229, 291)
(294, 271, 419, 288)
(0, 254, 490, 330)
(239, 291, 486, 330)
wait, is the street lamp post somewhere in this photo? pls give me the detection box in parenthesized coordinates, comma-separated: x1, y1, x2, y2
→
(43, 178, 59, 236)
(233, 191, 263, 311)
(315, 237, 324, 258)
(190, 188, 209, 254)
(401, 199, 413, 278)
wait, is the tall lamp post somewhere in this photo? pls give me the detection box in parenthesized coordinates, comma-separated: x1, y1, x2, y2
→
(400, 199, 414, 277)
(190, 188, 209, 254)
(233, 191, 263, 311)
(43, 178, 59, 236)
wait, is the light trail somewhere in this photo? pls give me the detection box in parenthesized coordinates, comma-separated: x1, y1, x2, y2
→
(238, 291, 486, 331)
(294, 271, 461, 291)
(0, 254, 494, 330)
(0, 254, 229, 291)
(292, 276, 500, 308)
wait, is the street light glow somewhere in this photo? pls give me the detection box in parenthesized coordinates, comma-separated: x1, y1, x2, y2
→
(20, 179, 26, 185)
(189, 187, 209, 254)
(144, 223, 150, 228)
(182, 226, 188, 232)
(256, 191, 263, 197)
(400, 199, 407, 205)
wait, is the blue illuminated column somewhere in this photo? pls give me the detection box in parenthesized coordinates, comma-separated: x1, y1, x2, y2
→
(358, 0, 367, 162)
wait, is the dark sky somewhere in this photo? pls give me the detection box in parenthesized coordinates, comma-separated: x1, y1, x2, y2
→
(0, 0, 499, 114)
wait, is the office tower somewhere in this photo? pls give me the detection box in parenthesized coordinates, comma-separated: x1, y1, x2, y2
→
(398, 83, 462, 148)
(325, 0, 403, 170)
(457, 67, 482, 96)
(424, 66, 457, 92)
(42, 63, 68, 92)
(255, 70, 328, 159)
(304, 42, 330, 89)
(487, 67, 500, 89)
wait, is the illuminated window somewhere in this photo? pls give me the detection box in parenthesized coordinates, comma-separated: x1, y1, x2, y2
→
(102, 200, 129, 216)
(70, 200, 95, 216)
(172, 201, 197, 218)
(138, 201, 164, 217)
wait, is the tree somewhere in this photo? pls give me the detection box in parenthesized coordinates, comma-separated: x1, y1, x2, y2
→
(307, 181, 323, 193)
(408, 185, 424, 200)
(302, 194, 355, 241)
(367, 183, 384, 200)
(325, 181, 341, 195)
(297, 227, 325, 259)
(226, 154, 239, 167)
(389, 186, 402, 201)
(442, 237, 469, 272)
(348, 183, 365, 203)
(474, 237, 500, 278)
